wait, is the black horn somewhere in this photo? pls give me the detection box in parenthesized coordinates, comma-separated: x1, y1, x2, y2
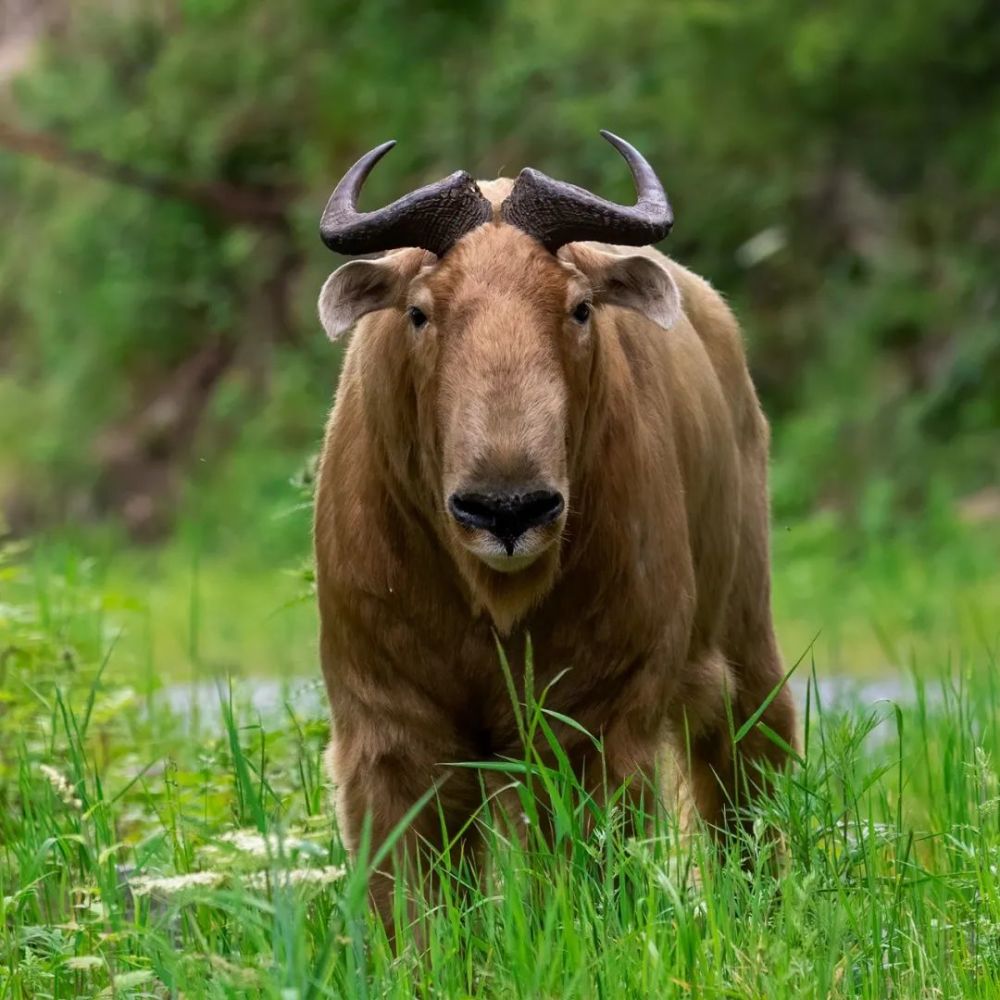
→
(320, 141, 493, 258)
(499, 130, 673, 253)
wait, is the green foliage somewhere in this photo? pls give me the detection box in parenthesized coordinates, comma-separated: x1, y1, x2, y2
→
(0, 0, 998, 528)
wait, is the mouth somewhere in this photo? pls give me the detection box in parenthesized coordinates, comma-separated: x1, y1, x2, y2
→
(460, 530, 556, 574)
(477, 544, 547, 573)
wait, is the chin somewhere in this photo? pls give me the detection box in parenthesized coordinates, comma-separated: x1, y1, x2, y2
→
(477, 550, 545, 574)
(454, 538, 562, 636)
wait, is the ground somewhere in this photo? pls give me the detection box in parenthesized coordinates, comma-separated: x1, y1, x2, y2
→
(0, 514, 998, 997)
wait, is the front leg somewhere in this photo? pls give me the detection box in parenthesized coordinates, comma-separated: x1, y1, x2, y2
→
(553, 690, 671, 843)
(326, 702, 480, 938)
(668, 646, 796, 857)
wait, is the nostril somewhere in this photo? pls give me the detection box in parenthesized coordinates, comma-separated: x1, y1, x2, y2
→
(448, 489, 565, 540)
(448, 493, 497, 530)
(517, 491, 564, 527)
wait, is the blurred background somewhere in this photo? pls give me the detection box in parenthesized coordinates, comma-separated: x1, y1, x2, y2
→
(0, 0, 997, 680)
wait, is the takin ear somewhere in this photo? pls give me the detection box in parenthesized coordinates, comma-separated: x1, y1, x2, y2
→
(318, 250, 430, 340)
(561, 244, 682, 331)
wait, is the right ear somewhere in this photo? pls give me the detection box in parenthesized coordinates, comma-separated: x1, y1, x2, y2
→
(318, 250, 430, 340)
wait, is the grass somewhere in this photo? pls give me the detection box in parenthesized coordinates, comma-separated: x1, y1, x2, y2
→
(771, 511, 1000, 673)
(2, 522, 999, 998)
(17, 502, 1000, 689)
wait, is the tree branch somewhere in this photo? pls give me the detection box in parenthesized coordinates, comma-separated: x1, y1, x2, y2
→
(0, 119, 294, 226)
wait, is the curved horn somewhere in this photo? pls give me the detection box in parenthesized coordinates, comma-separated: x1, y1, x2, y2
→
(499, 130, 673, 253)
(320, 140, 493, 257)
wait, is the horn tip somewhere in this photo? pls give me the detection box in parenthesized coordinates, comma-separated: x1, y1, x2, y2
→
(599, 129, 636, 157)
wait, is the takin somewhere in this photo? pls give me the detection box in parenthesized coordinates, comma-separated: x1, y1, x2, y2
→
(313, 132, 798, 926)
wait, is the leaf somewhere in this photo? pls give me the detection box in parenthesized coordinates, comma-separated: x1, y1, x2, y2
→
(755, 721, 805, 766)
(540, 708, 603, 751)
(734, 636, 815, 744)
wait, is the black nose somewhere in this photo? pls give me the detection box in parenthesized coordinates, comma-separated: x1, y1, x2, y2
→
(448, 489, 565, 553)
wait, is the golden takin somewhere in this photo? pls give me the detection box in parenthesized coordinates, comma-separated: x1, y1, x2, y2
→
(313, 132, 797, 926)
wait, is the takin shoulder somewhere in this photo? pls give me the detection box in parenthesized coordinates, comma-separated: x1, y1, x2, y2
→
(600, 241, 767, 449)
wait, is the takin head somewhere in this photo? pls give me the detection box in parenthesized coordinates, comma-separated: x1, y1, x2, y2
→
(317, 133, 682, 630)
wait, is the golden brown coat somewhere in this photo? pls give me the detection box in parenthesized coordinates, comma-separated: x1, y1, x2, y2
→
(314, 182, 797, 923)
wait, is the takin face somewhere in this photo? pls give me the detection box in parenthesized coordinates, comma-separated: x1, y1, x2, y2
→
(317, 202, 681, 631)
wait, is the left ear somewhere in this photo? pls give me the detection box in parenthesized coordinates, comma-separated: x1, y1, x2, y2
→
(317, 248, 433, 341)
(561, 244, 682, 330)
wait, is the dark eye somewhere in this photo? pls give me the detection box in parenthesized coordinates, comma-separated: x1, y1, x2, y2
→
(407, 306, 428, 329)
(572, 301, 592, 324)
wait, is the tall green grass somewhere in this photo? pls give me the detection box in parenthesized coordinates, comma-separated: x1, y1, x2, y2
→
(2, 540, 999, 997)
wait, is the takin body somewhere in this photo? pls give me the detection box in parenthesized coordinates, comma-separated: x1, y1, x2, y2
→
(313, 141, 797, 925)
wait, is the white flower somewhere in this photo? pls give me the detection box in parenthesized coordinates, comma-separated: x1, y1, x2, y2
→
(130, 871, 224, 896)
(245, 865, 346, 890)
(215, 829, 315, 856)
(65, 956, 104, 972)
(39, 765, 82, 810)
(218, 829, 280, 855)
(204, 829, 325, 863)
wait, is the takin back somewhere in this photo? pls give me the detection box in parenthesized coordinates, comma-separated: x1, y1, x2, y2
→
(313, 132, 798, 926)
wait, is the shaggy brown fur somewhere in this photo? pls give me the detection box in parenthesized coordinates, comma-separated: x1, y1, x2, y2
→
(314, 181, 797, 927)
